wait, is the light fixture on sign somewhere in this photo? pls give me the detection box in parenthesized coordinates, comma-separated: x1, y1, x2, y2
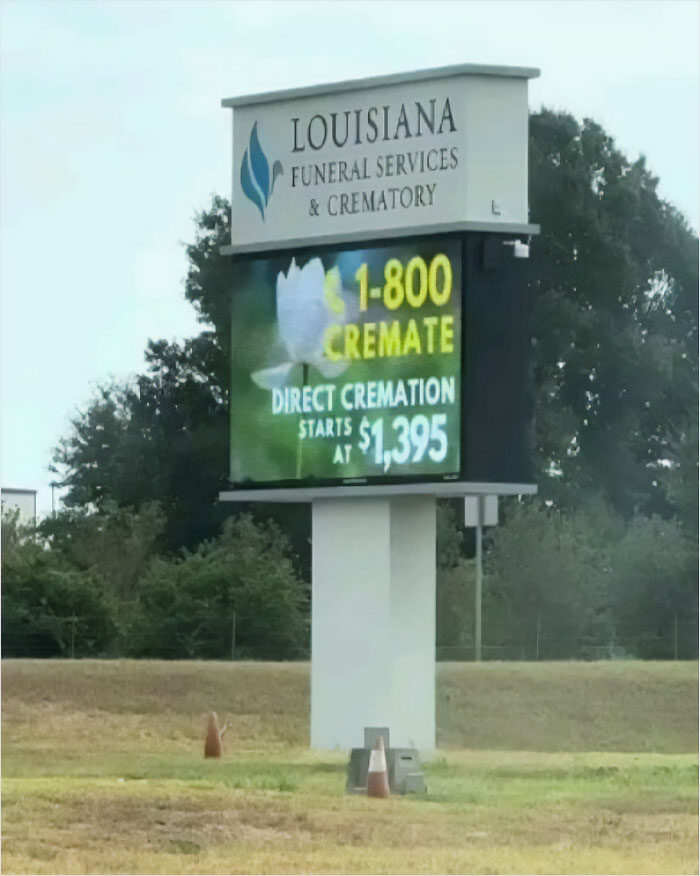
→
(503, 239, 530, 258)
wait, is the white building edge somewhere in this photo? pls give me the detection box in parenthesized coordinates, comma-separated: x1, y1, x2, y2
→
(1, 488, 38, 526)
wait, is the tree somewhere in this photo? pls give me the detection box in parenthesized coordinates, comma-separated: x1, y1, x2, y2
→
(1, 507, 24, 560)
(126, 514, 308, 659)
(1, 516, 116, 657)
(657, 415, 698, 536)
(47, 113, 698, 657)
(608, 513, 697, 658)
(184, 195, 233, 337)
(484, 497, 618, 659)
(53, 115, 698, 534)
(51, 335, 230, 554)
(527, 112, 698, 520)
(435, 501, 474, 650)
(40, 502, 165, 601)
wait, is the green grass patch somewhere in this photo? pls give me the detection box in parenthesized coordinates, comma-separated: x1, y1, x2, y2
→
(2, 659, 697, 874)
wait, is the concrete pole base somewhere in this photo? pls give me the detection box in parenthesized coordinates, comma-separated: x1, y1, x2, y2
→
(310, 496, 436, 751)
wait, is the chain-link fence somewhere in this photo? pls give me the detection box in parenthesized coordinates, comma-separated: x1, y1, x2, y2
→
(3, 623, 696, 662)
(437, 617, 698, 661)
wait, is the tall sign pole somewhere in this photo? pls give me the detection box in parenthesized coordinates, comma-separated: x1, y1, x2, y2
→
(465, 495, 498, 662)
(475, 504, 483, 662)
(220, 64, 538, 750)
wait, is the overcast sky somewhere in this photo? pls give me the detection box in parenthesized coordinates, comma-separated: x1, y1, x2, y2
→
(1, 0, 698, 517)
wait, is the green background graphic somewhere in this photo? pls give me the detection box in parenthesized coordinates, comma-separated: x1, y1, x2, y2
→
(231, 238, 462, 485)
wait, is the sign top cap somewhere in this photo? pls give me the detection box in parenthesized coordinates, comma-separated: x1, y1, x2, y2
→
(221, 62, 541, 109)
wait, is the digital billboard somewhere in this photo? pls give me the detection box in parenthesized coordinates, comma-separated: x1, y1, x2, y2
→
(230, 237, 462, 487)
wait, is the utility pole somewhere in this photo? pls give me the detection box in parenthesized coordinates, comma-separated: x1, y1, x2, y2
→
(50, 481, 59, 519)
(673, 615, 678, 661)
(69, 616, 77, 659)
(475, 503, 482, 662)
(465, 495, 498, 664)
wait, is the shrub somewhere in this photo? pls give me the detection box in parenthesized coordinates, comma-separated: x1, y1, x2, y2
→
(126, 514, 308, 659)
(1, 534, 117, 657)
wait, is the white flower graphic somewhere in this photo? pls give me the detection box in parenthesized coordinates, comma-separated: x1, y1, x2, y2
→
(252, 257, 349, 390)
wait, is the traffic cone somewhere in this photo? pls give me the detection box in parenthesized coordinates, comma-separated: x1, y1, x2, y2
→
(367, 735, 390, 798)
(204, 711, 222, 758)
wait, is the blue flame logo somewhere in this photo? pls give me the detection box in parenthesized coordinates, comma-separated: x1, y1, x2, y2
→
(240, 123, 283, 221)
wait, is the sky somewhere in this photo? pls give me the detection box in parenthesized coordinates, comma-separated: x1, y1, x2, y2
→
(1, 0, 698, 518)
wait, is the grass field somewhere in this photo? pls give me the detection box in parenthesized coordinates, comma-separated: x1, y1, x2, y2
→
(2, 659, 698, 874)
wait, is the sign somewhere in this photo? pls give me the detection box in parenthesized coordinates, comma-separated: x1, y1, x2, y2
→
(230, 237, 462, 487)
(222, 64, 539, 254)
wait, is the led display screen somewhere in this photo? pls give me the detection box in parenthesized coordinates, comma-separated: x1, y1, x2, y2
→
(230, 237, 462, 486)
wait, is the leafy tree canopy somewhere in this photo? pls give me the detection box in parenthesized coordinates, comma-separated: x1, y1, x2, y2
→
(50, 333, 229, 553)
(126, 515, 308, 659)
(2, 513, 116, 657)
(527, 111, 697, 518)
(40, 502, 165, 601)
(47, 111, 698, 625)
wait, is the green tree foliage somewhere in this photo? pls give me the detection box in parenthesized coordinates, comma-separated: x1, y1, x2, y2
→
(608, 514, 697, 658)
(436, 501, 474, 649)
(184, 196, 233, 335)
(51, 114, 697, 540)
(51, 334, 230, 553)
(1, 507, 23, 558)
(436, 561, 475, 651)
(436, 501, 464, 569)
(126, 515, 308, 659)
(40, 502, 164, 601)
(527, 112, 698, 519)
(2, 513, 116, 657)
(657, 416, 699, 536)
(44, 114, 697, 660)
(484, 496, 696, 659)
(484, 498, 617, 659)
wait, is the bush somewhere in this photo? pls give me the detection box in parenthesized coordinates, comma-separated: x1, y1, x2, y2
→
(609, 514, 697, 658)
(1, 534, 117, 657)
(484, 497, 617, 659)
(125, 514, 309, 659)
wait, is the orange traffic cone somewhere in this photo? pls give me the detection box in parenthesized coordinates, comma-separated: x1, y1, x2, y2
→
(367, 735, 390, 798)
(204, 711, 222, 758)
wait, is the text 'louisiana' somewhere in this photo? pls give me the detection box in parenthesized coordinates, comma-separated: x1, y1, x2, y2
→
(292, 98, 457, 152)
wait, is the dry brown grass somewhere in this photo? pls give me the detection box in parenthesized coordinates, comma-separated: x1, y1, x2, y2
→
(2, 659, 696, 753)
(437, 659, 698, 751)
